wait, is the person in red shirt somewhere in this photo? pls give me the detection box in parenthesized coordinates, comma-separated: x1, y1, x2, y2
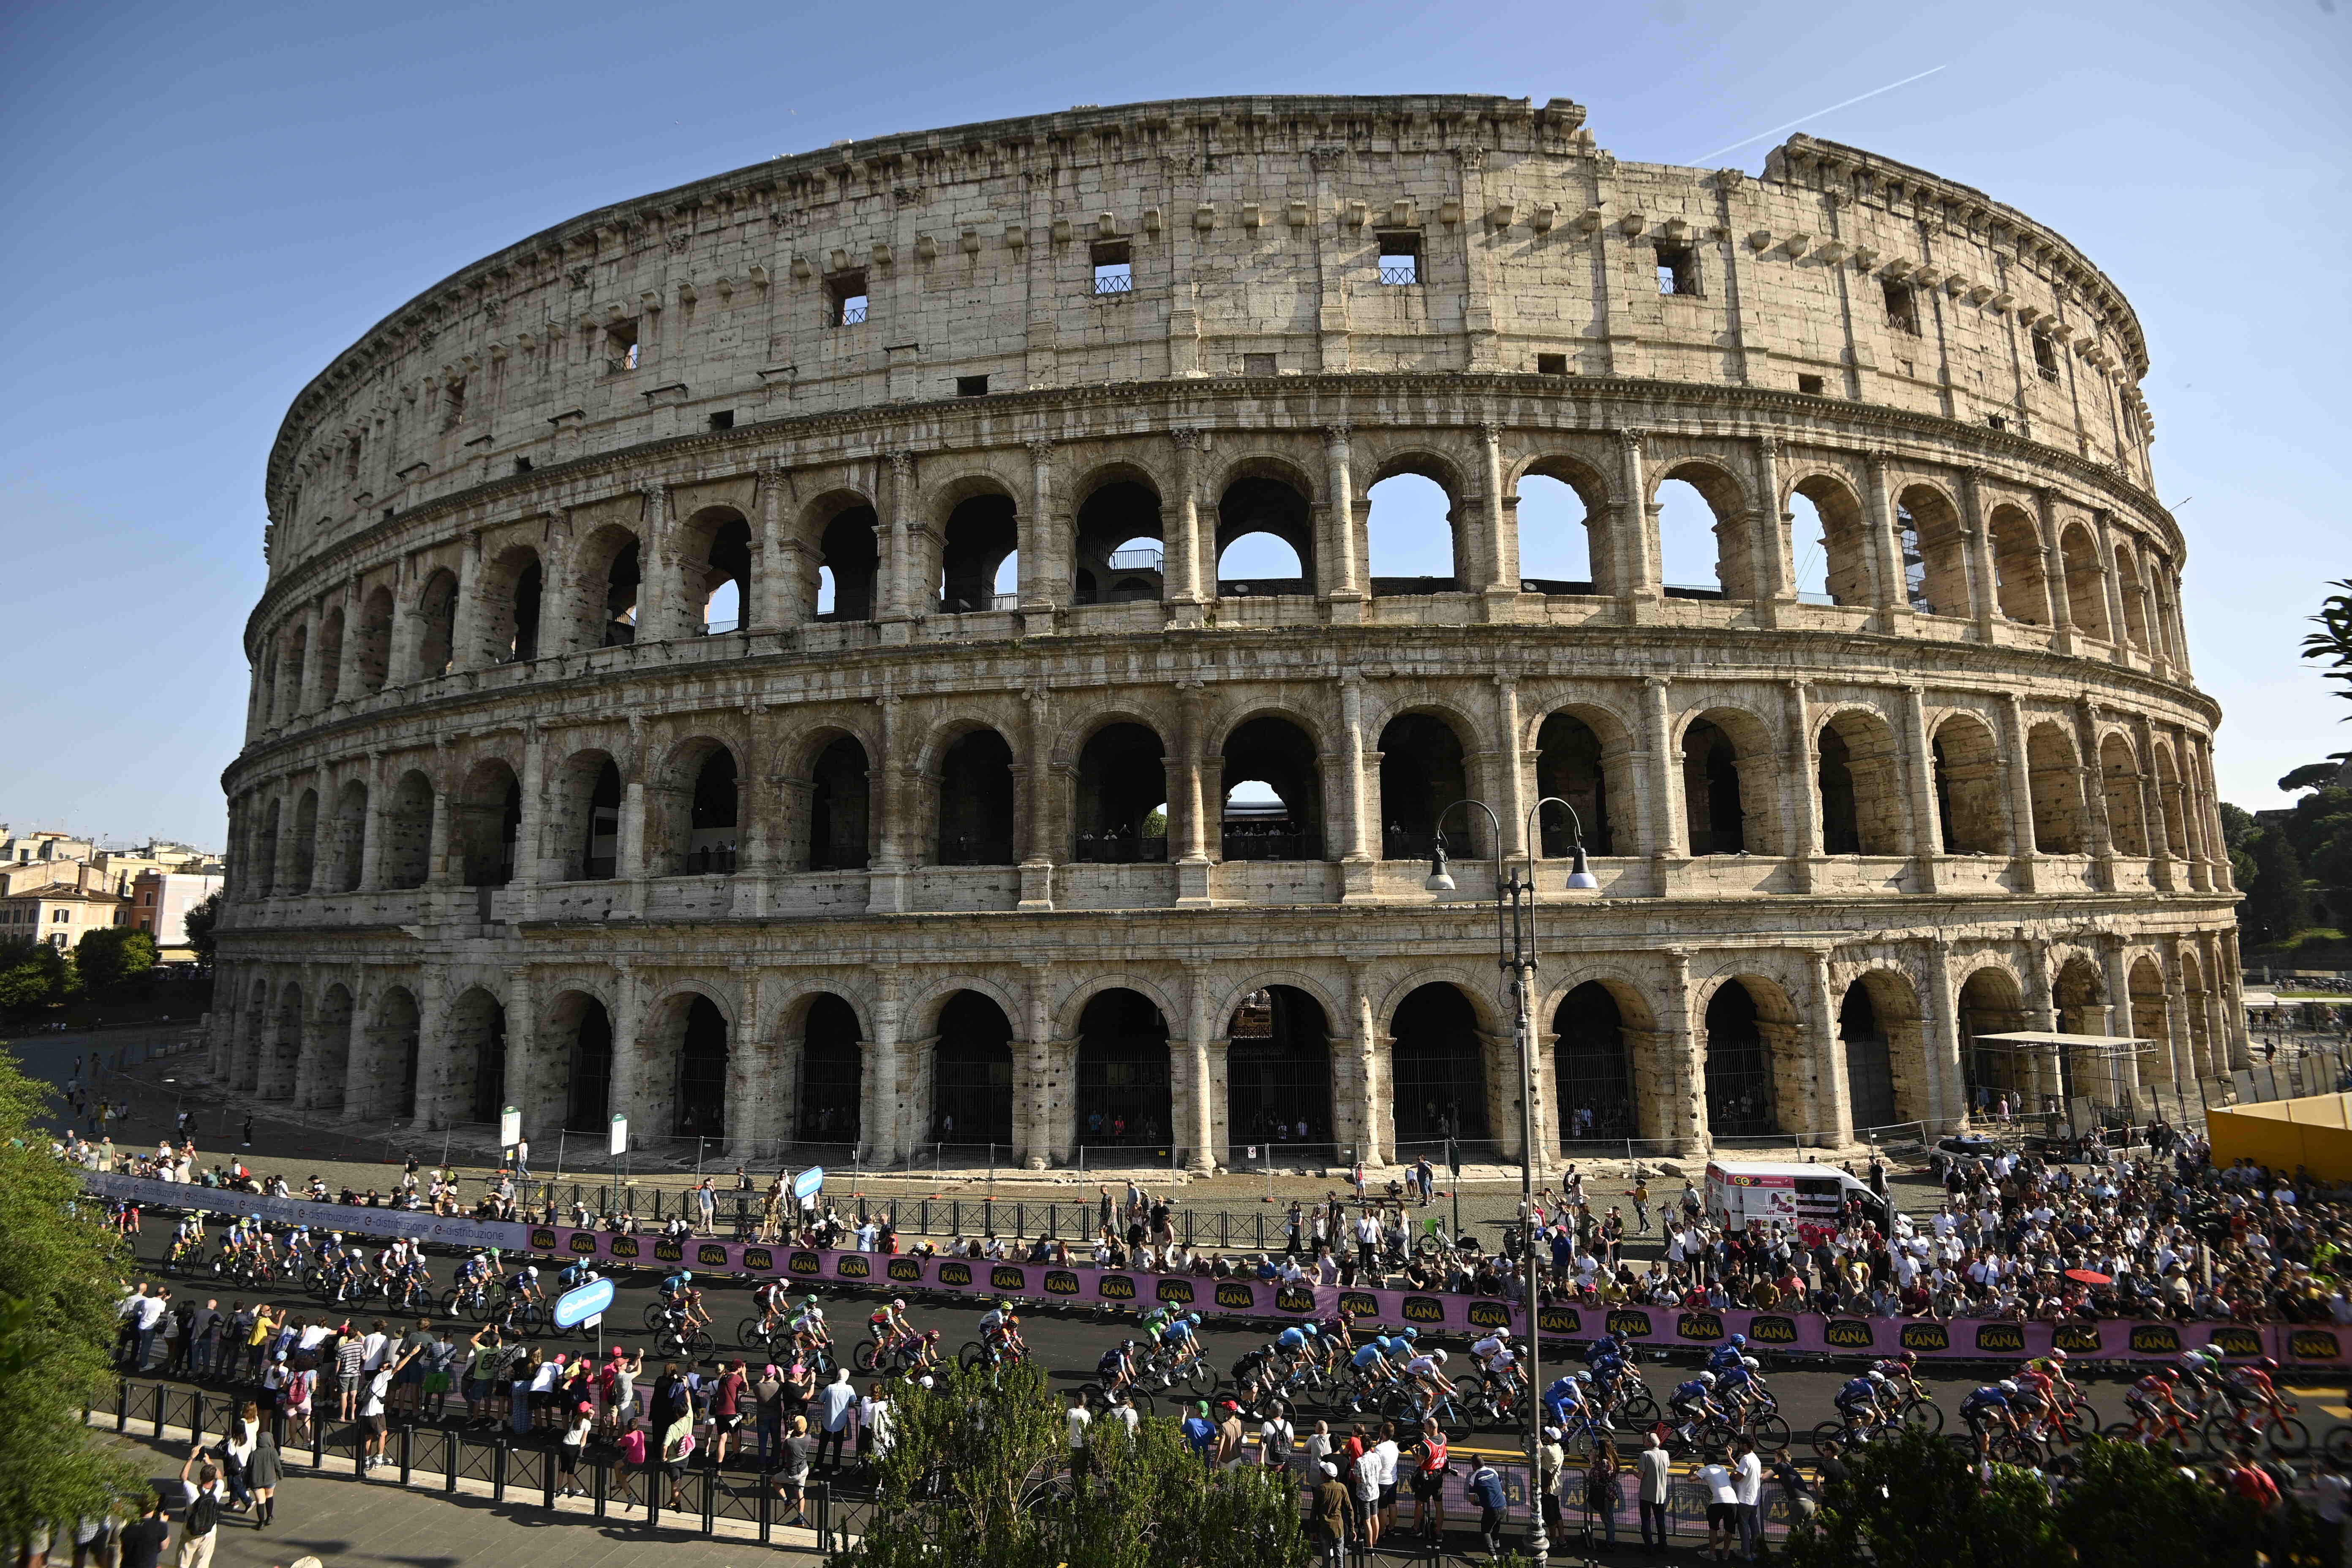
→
(2227, 1456, 2281, 1509)
(1408, 1417, 1450, 1542)
(709, 1358, 748, 1464)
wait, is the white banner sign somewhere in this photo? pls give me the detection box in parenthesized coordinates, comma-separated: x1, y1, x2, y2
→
(499, 1107, 521, 1147)
(608, 1113, 628, 1158)
(82, 1170, 532, 1251)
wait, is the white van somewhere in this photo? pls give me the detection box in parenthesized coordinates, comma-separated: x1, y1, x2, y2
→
(1704, 1161, 1887, 1235)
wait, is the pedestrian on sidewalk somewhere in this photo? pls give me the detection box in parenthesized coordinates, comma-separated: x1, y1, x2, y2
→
(117, 1493, 169, 1568)
(175, 1468, 221, 1568)
(660, 1406, 697, 1510)
(814, 1367, 856, 1469)
(1636, 1431, 1671, 1551)
(557, 1401, 592, 1498)
(247, 1423, 283, 1528)
(240, 1114, 251, 1149)
(773, 1416, 812, 1523)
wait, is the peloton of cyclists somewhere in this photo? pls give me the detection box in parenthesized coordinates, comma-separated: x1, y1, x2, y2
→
(1960, 1380, 2020, 1441)
(2124, 1366, 2187, 1441)
(1666, 1370, 1728, 1433)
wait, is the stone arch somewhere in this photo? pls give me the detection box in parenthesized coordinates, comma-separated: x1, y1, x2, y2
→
(2052, 956, 2108, 1035)
(798, 729, 873, 872)
(931, 989, 1015, 1147)
(327, 777, 369, 893)
(1697, 974, 1804, 1139)
(935, 482, 1019, 614)
(2113, 545, 2151, 651)
(564, 523, 641, 651)
(1070, 464, 1165, 606)
(1788, 471, 1873, 607)
(1074, 987, 1173, 1149)
(288, 788, 320, 893)
(806, 491, 879, 622)
(649, 735, 741, 876)
(1815, 705, 1907, 856)
(479, 542, 545, 664)
(2099, 732, 2151, 857)
(1226, 982, 1333, 1151)
(452, 757, 523, 887)
(927, 722, 1017, 865)
(1214, 456, 1317, 591)
(1071, 718, 1168, 863)
(2150, 741, 2190, 860)
(2059, 522, 2112, 640)
(1838, 969, 1927, 1132)
(353, 585, 395, 694)
(359, 984, 422, 1122)
(2025, 721, 2089, 854)
(1680, 705, 1781, 856)
(1054, 970, 1187, 1045)
(1534, 702, 1635, 857)
(1364, 448, 1472, 594)
(304, 983, 354, 1113)
(381, 769, 435, 889)
(546, 748, 624, 881)
(1985, 503, 2049, 624)
(260, 981, 304, 1100)
(544, 987, 615, 1135)
(1893, 483, 1971, 618)
(1930, 712, 2009, 856)
(314, 605, 345, 706)
(673, 505, 751, 635)
(1389, 980, 1493, 1146)
(279, 624, 309, 722)
(1956, 963, 2030, 1107)
(1553, 979, 1636, 1145)
(2179, 949, 2214, 1078)
(636, 982, 735, 1141)
(1218, 710, 1325, 861)
(410, 567, 459, 681)
(1378, 706, 1484, 859)
(2129, 956, 2171, 1085)
(1653, 458, 1758, 600)
(443, 985, 509, 1127)
(253, 796, 282, 898)
(1512, 451, 1615, 594)
(795, 991, 864, 1144)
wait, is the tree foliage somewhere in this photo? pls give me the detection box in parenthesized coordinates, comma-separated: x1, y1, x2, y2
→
(0, 939, 79, 1015)
(2054, 1438, 2266, 1568)
(182, 891, 220, 970)
(73, 928, 156, 991)
(2244, 828, 2314, 946)
(1787, 1426, 2061, 1568)
(2300, 578, 2352, 713)
(0, 1048, 146, 1543)
(839, 1362, 1307, 1568)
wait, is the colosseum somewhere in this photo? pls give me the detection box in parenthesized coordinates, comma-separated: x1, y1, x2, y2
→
(212, 93, 2245, 1173)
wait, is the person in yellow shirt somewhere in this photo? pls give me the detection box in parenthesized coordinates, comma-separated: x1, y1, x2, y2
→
(245, 1304, 279, 1380)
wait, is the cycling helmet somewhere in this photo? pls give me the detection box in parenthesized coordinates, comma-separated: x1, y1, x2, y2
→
(1697, 1372, 1718, 1388)
(924, 1329, 940, 1342)
(1998, 1380, 2019, 1395)
(1742, 1357, 1760, 1370)
(681, 1271, 692, 1282)
(2157, 1368, 2179, 1382)
(1123, 1338, 1140, 1350)
(525, 1266, 539, 1279)
(805, 1295, 819, 1306)
(1867, 1371, 1888, 1386)
(1301, 1324, 1319, 1338)
(892, 1298, 907, 1310)
(1729, 1334, 1747, 1349)
(2048, 1349, 2067, 1364)
(1899, 1351, 1919, 1365)
(1574, 1370, 1592, 1384)
(1187, 1313, 1201, 1326)
(2259, 1357, 2281, 1373)
(1400, 1327, 1419, 1342)
(1431, 1349, 1448, 1365)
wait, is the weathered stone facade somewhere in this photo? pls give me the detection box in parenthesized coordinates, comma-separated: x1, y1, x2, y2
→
(214, 95, 2240, 1171)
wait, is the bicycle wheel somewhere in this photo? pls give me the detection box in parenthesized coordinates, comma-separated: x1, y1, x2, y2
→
(1747, 1413, 1791, 1452)
(2058, 1399, 2101, 1441)
(852, 1339, 879, 1373)
(642, 1301, 665, 1331)
(1181, 1360, 1218, 1396)
(2101, 1421, 2141, 1442)
(687, 1328, 714, 1357)
(2199, 1413, 2247, 1456)
(1809, 1421, 1847, 1454)
(959, 1342, 990, 1373)
(441, 1288, 466, 1318)
(2265, 1416, 2311, 1456)
(735, 1317, 766, 1349)
(1619, 1391, 1659, 1425)
(1454, 1374, 1485, 1412)
(2323, 1425, 2352, 1465)
(1413, 1230, 1444, 1258)
(1901, 1399, 1944, 1436)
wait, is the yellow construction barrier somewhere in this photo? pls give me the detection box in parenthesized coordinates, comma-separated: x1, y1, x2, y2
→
(2207, 1092, 2352, 1183)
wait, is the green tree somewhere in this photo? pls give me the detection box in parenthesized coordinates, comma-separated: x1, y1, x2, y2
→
(2244, 829, 2313, 945)
(117, 929, 157, 980)
(1787, 1426, 2061, 1568)
(842, 1362, 1307, 1568)
(2055, 1438, 2263, 1568)
(181, 891, 220, 971)
(74, 929, 126, 990)
(0, 940, 78, 1015)
(0, 1048, 146, 1541)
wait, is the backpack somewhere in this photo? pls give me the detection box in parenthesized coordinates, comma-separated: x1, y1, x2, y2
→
(185, 1493, 220, 1537)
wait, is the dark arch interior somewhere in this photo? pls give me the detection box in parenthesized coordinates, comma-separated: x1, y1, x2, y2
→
(458, 770, 523, 887)
(1220, 716, 1321, 861)
(697, 516, 751, 632)
(932, 991, 1014, 1147)
(1554, 982, 1633, 1146)
(799, 994, 862, 1142)
(1840, 985, 1897, 1132)
(1683, 719, 1745, 855)
(1535, 713, 1614, 857)
(1818, 727, 1861, 855)
(1391, 983, 1488, 1144)
(1215, 477, 1315, 594)
(1076, 989, 1169, 1148)
(939, 494, 1017, 613)
(818, 508, 879, 622)
(465, 999, 509, 1126)
(1074, 722, 1167, 862)
(1226, 985, 1331, 1152)
(506, 557, 543, 662)
(674, 996, 728, 1139)
(1073, 481, 1163, 604)
(583, 760, 622, 879)
(810, 737, 871, 871)
(687, 750, 739, 873)
(1703, 981, 1776, 1137)
(564, 999, 614, 1133)
(602, 539, 641, 646)
(1379, 714, 1471, 860)
(936, 729, 1015, 864)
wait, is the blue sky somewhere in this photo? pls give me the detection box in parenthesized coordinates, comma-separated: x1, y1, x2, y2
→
(1, 0, 2344, 847)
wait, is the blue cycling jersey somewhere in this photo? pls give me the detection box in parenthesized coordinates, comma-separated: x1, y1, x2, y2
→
(1718, 1365, 1754, 1390)
(1277, 1327, 1307, 1349)
(1352, 1345, 1388, 1370)
(1673, 1380, 1711, 1403)
(1961, 1388, 2008, 1410)
(1838, 1378, 1875, 1403)
(1706, 1345, 1743, 1372)
(1164, 1320, 1195, 1344)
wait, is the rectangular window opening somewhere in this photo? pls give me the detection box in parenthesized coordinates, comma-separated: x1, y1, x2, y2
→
(956, 375, 991, 397)
(441, 379, 466, 430)
(2032, 332, 2059, 380)
(513, 456, 534, 475)
(1090, 240, 1133, 296)
(1535, 353, 1569, 376)
(1375, 231, 1420, 286)
(1797, 373, 1826, 396)
(1655, 244, 1699, 296)
(1883, 278, 1919, 334)
(708, 410, 735, 431)
(829, 272, 869, 327)
(604, 321, 640, 374)
(1986, 413, 2009, 431)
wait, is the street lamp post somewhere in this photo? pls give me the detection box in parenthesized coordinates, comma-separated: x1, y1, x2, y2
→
(1425, 795, 1598, 1568)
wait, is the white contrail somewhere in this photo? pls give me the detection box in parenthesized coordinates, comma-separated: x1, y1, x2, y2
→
(1689, 65, 1948, 165)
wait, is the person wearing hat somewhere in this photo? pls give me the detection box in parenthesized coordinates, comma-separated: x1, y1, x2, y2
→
(557, 1399, 593, 1499)
(1180, 1401, 1216, 1467)
(1216, 1399, 1247, 1469)
(1312, 1459, 1351, 1564)
(773, 1414, 814, 1524)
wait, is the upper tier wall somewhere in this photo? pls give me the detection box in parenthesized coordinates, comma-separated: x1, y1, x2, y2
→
(263, 96, 2156, 577)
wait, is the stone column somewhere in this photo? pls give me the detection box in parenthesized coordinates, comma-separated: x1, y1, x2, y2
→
(859, 966, 904, 1165)
(1861, 451, 1905, 630)
(867, 695, 908, 915)
(1921, 938, 1965, 1130)
(357, 754, 388, 891)
(1343, 961, 1391, 1166)
(2131, 715, 2174, 888)
(1021, 439, 1056, 612)
(640, 486, 678, 643)
(1168, 429, 1205, 621)
(336, 576, 369, 699)
(1642, 675, 1683, 896)
(2219, 929, 2254, 1068)
(448, 532, 485, 670)
(1174, 682, 1212, 907)
(881, 453, 916, 628)
(1997, 694, 2039, 890)
(1022, 964, 1055, 1169)
(1323, 425, 1365, 617)
(514, 726, 546, 901)
(1960, 467, 1999, 641)
(755, 468, 801, 632)
(1017, 689, 1054, 912)
(1754, 436, 1794, 614)
(1617, 428, 1660, 618)
(409, 967, 450, 1132)
(1185, 962, 1217, 1175)
(1898, 685, 1942, 893)
(502, 969, 540, 1140)
(1338, 673, 1375, 901)
(2161, 936, 2196, 1091)
(1493, 675, 1527, 860)
(2036, 488, 2074, 653)
(605, 964, 644, 1151)
(2099, 938, 2143, 1102)
(2095, 512, 2133, 659)
(2075, 699, 2118, 890)
(424, 784, 455, 889)
(1478, 422, 1517, 619)
(1658, 949, 1706, 1157)
(1804, 950, 1852, 1143)
(1781, 679, 1820, 893)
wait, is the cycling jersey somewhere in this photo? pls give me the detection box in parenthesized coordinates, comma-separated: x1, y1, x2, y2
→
(1163, 1320, 1195, 1345)
(1097, 1349, 1128, 1377)
(1718, 1364, 1755, 1394)
(1472, 1334, 1506, 1361)
(1836, 1378, 1877, 1409)
(1277, 1327, 1309, 1350)
(1402, 1354, 1439, 1378)
(1351, 1345, 1389, 1372)
(1960, 1388, 2009, 1416)
(1670, 1379, 1711, 1406)
(1705, 1345, 1744, 1374)
(2128, 1375, 2174, 1408)
(1489, 1348, 1518, 1372)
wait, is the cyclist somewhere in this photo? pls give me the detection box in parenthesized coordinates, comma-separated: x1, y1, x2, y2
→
(1870, 1349, 1919, 1395)
(1483, 1339, 1527, 1407)
(1398, 1345, 1456, 1405)
(2011, 1359, 2057, 1439)
(1666, 1371, 1726, 1435)
(1716, 1353, 1763, 1424)
(1231, 1341, 1278, 1411)
(907, 1328, 943, 1376)
(1705, 1334, 1750, 1377)
(1586, 1333, 1634, 1409)
(2177, 1348, 2225, 1407)
(554, 1257, 596, 1292)
(1161, 1312, 1203, 1369)
(1097, 1339, 1141, 1398)
(511, 1265, 545, 1306)
(2224, 1357, 2297, 1427)
(1140, 1303, 1178, 1348)
(1318, 1307, 1357, 1369)
(657, 1268, 696, 1305)
(1541, 1370, 1590, 1429)
(789, 1295, 830, 1350)
(1273, 1321, 1318, 1380)
(1960, 1381, 2018, 1440)
(1833, 1371, 1888, 1435)
(751, 1277, 790, 1335)
(1347, 1334, 1397, 1403)
(2124, 1366, 2186, 1443)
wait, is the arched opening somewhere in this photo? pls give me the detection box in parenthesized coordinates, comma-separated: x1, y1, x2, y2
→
(798, 994, 863, 1143)
(315, 609, 345, 705)
(558, 995, 615, 1134)
(1957, 968, 2029, 1108)
(1220, 717, 1322, 861)
(254, 798, 281, 897)
(680, 510, 750, 634)
(1554, 982, 1633, 1145)
(354, 586, 394, 694)
(673, 996, 729, 1140)
(1226, 985, 1331, 1152)
(561, 755, 622, 880)
(308, 985, 352, 1113)
(1703, 981, 1778, 1137)
(2151, 746, 2190, 860)
(1515, 469, 1599, 594)
(808, 737, 872, 871)
(1816, 711, 1906, 856)
(931, 991, 1013, 1146)
(2115, 550, 2150, 651)
(815, 505, 879, 621)
(1931, 715, 2008, 855)
(2052, 958, 2121, 1108)
(650, 743, 739, 876)
(446, 990, 508, 1127)
(1793, 476, 1871, 607)
(1535, 711, 1617, 857)
(1787, 492, 1831, 602)
(382, 771, 434, 890)
(934, 728, 1016, 865)
(1391, 984, 1489, 1145)
(1072, 479, 1163, 605)
(1654, 475, 1727, 598)
(1986, 505, 2048, 624)
(1379, 713, 1476, 860)
(289, 789, 318, 893)
(263, 984, 303, 1100)
(1366, 470, 1460, 595)
(1838, 983, 1898, 1132)
(329, 779, 368, 893)
(1215, 474, 1315, 595)
(281, 628, 308, 721)
(2053, 958, 2107, 1037)
(1894, 485, 1971, 618)
(1073, 722, 1168, 863)
(569, 528, 641, 649)
(413, 569, 458, 679)
(2180, 954, 2213, 1080)
(454, 760, 523, 887)
(1682, 711, 1777, 856)
(1076, 989, 1171, 1148)
(2060, 525, 2112, 641)
(2101, 735, 2151, 857)
(939, 493, 1018, 613)
(370, 988, 422, 1123)
(482, 545, 544, 664)
(2026, 723, 2088, 854)
(2130, 957, 2171, 1085)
